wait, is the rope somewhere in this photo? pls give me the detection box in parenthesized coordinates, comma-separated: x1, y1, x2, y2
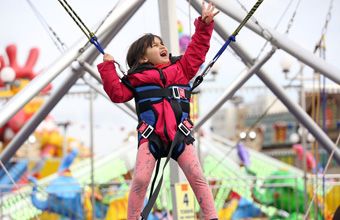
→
(251, 0, 302, 62)
(284, 0, 302, 34)
(57, 0, 105, 54)
(26, 0, 67, 53)
(191, 0, 264, 91)
(308, 0, 334, 214)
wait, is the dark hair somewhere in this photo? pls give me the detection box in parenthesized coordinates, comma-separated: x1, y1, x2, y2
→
(126, 33, 163, 73)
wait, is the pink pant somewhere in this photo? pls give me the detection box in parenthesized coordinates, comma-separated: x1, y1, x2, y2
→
(128, 142, 217, 220)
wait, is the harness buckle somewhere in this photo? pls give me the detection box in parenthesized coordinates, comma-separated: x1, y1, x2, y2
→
(137, 121, 154, 139)
(172, 87, 186, 99)
(178, 119, 193, 136)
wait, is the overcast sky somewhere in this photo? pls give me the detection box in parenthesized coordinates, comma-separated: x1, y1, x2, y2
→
(1, 0, 339, 154)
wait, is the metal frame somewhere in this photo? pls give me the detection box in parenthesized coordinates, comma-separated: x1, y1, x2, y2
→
(0, 0, 146, 164)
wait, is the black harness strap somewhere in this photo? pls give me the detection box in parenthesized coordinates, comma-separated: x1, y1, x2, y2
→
(136, 87, 191, 101)
(121, 75, 137, 94)
(141, 130, 187, 219)
(148, 158, 161, 200)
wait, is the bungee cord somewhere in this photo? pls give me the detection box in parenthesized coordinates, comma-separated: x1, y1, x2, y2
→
(57, 0, 130, 79)
(57, 0, 105, 54)
(26, 0, 67, 53)
(191, 0, 264, 91)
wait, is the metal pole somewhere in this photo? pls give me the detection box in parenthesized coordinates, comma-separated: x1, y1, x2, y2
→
(0, 0, 146, 127)
(158, 0, 180, 219)
(194, 48, 276, 131)
(57, 121, 71, 157)
(89, 86, 95, 220)
(210, 0, 340, 85)
(191, 0, 340, 164)
(0, 68, 83, 164)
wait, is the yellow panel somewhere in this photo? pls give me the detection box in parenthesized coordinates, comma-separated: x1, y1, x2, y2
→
(39, 159, 60, 178)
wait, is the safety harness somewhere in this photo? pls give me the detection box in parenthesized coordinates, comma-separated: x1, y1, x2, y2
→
(120, 56, 196, 219)
(135, 83, 194, 160)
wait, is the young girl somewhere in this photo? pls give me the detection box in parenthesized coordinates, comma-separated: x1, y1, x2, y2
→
(97, 2, 219, 219)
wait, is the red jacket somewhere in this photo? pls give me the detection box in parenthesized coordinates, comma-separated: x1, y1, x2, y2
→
(97, 17, 214, 145)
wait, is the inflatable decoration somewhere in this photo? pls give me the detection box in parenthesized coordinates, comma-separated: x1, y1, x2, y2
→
(29, 148, 84, 219)
(0, 44, 52, 93)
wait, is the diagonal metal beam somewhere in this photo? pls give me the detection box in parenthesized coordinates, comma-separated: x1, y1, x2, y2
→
(211, 0, 340, 85)
(0, 0, 146, 127)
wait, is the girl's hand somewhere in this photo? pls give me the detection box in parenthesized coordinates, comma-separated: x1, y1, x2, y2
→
(103, 53, 114, 62)
(201, 1, 219, 24)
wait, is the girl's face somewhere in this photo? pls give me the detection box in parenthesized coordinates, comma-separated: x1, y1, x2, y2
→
(142, 37, 169, 65)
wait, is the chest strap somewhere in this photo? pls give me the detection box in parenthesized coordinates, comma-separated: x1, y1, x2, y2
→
(136, 86, 191, 101)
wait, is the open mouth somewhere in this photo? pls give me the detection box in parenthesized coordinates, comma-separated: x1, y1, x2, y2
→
(160, 51, 167, 57)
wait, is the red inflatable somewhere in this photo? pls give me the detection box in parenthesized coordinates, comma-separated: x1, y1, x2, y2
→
(0, 44, 52, 144)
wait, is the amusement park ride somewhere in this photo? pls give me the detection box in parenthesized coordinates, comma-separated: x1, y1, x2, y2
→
(0, 0, 339, 219)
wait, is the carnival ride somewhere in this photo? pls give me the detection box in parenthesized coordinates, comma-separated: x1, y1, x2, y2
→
(0, 0, 339, 219)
